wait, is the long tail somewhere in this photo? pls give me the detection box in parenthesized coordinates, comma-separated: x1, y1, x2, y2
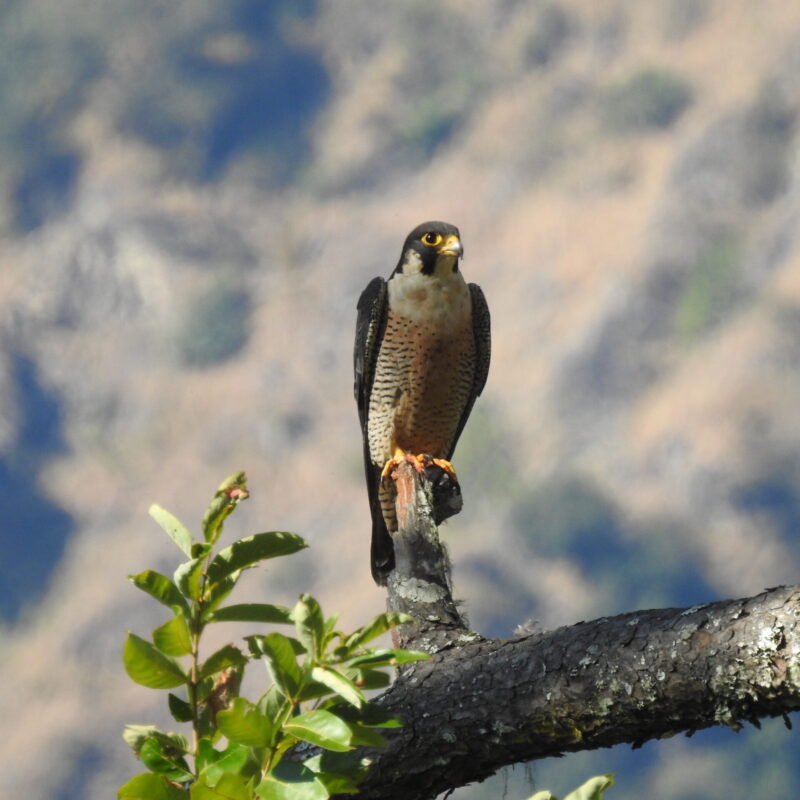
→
(369, 464, 396, 584)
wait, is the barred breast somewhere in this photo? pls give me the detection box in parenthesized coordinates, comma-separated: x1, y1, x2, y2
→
(367, 306, 477, 469)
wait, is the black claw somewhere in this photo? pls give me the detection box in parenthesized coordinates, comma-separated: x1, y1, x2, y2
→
(424, 464, 463, 524)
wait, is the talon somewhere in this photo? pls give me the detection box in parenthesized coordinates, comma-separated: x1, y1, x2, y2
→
(414, 454, 458, 481)
(429, 457, 457, 480)
(380, 456, 403, 483)
(381, 453, 458, 483)
(406, 453, 428, 474)
(381, 452, 427, 483)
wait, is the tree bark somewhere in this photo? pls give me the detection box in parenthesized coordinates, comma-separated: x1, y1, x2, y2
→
(345, 463, 800, 800)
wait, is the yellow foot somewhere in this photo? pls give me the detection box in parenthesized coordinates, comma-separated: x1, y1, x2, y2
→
(381, 452, 425, 483)
(381, 453, 459, 484)
(380, 457, 401, 482)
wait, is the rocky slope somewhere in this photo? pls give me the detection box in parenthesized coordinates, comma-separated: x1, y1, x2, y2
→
(2, 1, 800, 797)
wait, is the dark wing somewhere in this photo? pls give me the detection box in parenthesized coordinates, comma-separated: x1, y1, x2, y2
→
(353, 277, 394, 583)
(354, 276, 388, 429)
(445, 282, 491, 460)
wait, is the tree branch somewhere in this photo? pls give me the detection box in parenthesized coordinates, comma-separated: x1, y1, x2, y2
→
(384, 461, 473, 652)
(347, 464, 800, 800)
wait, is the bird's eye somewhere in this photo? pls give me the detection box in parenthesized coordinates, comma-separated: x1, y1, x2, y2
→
(422, 232, 443, 246)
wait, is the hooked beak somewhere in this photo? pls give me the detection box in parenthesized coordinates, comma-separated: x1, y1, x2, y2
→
(438, 234, 463, 259)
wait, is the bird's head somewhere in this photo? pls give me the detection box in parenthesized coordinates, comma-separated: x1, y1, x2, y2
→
(393, 221, 463, 277)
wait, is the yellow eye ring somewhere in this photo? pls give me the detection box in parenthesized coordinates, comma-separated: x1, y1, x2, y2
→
(421, 232, 443, 247)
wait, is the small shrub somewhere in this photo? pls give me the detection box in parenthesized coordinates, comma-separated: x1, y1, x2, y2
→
(175, 282, 251, 367)
(512, 475, 620, 561)
(525, 3, 573, 68)
(120, 473, 425, 799)
(600, 68, 692, 133)
(115, 2, 329, 182)
(742, 87, 796, 206)
(673, 234, 743, 341)
(512, 474, 712, 612)
(395, 96, 462, 161)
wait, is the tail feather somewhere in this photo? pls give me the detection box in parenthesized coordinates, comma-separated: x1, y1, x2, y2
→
(370, 509, 395, 585)
(369, 463, 395, 584)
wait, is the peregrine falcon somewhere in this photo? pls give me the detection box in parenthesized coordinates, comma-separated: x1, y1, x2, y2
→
(354, 221, 491, 584)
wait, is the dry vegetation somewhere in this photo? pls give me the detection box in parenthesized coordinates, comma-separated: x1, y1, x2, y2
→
(2, 1, 800, 798)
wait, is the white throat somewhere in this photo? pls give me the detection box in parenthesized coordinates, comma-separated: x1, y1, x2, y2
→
(387, 265, 471, 328)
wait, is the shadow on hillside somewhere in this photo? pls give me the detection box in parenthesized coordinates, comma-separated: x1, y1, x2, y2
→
(0, 354, 75, 622)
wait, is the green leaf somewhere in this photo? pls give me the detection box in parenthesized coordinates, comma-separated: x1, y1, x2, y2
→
(195, 676, 215, 704)
(123, 633, 186, 689)
(247, 634, 305, 657)
(199, 644, 247, 680)
(348, 668, 390, 691)
(168, 693, 193, 723)
(149, 504, 194, 557)
(123, 725, 156, 756)
(207, 603, 293, 625)
(198, 742, 252, 786)
(153, 615, 193, 657)
(358, 704, 402, 728)
(191, 542, 213, 559)
(128, 570, 189, 613)
(346, 648, 428, 668)
(310, 772, 359, 796)
(321, 613, 341, 651)
(344, 612, 413, 651)
(296, 680, 336, 704)
(257, 684, 286, 724)
(256, 633, 302, 698)
(563, 775, 615, 800)
(255, 761, 328, 800)
(217, 697, 274, 748)
(140, 738, 194, 783)
(333, 703, 402, 729)
(297, 672, 347, 704)
(284, 710, 353, 752)
(123, 725, 188, 757)
(202, 573, 241, 614)
(206, 532, 307, 584)
(201, 472, 250, 545)
(196, 702, 217, 740)
(174, 557, 206, 602)
(293, 595, 325, 660)
(190, 772, 252, 800)
(303, 752, 369, 795)
(310, 667, 365, 708)
(195, 739, 220, 774)
(344, 723, 385, 748)
(118, 772, 188, 799)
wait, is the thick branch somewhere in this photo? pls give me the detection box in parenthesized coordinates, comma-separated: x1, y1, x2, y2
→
(384, 461, 473, 652)
(359, 585, 800, 799)
(349, 466, 800, 800)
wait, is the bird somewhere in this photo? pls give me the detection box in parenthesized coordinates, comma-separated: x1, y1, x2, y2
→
(354, 221, 491, 584)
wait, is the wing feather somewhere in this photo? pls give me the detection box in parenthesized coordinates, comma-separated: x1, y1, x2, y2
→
(445, 282, 491, 460)
(353, 277, 394, 582)
(354, 277, 388, 428)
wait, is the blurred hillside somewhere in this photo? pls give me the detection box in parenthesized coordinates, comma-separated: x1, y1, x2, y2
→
(2, 1, 800, 798)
